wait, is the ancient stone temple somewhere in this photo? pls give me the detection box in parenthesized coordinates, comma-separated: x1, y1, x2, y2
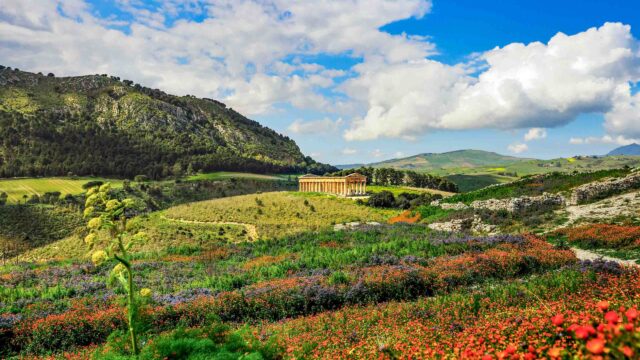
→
(298, 173, 367, 196)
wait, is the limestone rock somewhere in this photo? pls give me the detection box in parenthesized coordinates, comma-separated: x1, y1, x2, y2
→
(570, 171, 640, 205)
(470, 192, 565, 214)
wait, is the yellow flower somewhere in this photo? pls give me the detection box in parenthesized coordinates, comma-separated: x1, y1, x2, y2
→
(105, 199, 121, 211)
(122, 198, 135, 208)
(86, 187, 98, 196)
(84, 233, 97, 246)
(139, 288, 152, 297)
(112, 263, 127, 275)
(87, 217, 102, 230)
(91, 250, 108, 266)
(83, 206, 95, 218)
(85, 194, 99, 207)
(99, 183, 111, 193)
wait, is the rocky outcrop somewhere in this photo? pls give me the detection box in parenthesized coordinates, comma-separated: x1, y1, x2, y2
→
(428, 215, 496, 234)
(570, 171, 640, 205)
(430, 200, 469, 210)
(470, 193, 565, 214)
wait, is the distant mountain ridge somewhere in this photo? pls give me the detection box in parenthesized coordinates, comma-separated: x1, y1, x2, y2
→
(0, 66, 335, 178)
(338, 149, 529, 171)
(607, 144, 640, 156)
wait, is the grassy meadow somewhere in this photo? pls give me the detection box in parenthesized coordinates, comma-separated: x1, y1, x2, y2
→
(0, 177, 123, 203)
(165, 192, 399, 240)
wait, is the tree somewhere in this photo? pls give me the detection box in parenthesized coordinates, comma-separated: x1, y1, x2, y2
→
(368, 190, 396, 208)
(84, 183, 147, 355)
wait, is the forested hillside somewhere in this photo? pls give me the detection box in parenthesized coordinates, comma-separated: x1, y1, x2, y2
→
(0, 66, 335, 178)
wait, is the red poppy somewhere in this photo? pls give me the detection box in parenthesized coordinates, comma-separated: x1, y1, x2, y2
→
(604, 311, 619, 324)
(551, 314, 564, 327)
(597, 301, 610, 311)
(586, 338, 605, 355)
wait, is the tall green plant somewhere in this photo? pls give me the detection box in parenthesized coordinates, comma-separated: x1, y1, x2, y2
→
(84, 183, 148, 355)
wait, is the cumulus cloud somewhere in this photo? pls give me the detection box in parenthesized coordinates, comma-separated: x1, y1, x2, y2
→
(344, 22, 640, 141)
(0, 0, 434, 115)
(287, 118, 343, 134)
(524, 128, 547, 141)
(508, 143, 528, 154)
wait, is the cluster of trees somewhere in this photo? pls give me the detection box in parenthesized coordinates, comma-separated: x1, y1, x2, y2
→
(331, 167, 458, 192)
(367, 191, 443, 209)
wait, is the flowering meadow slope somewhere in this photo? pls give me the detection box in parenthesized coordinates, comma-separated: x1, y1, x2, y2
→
(1, 227, 577, 357)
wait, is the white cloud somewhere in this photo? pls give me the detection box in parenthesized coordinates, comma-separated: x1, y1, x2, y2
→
(341, 147, 358, 155)
(0, 0, 434, 115)
(344, 22, 640, 141)
(524, 128, 547, 141)
(394, 151, 405, 158)
(508, 143, 528, 154)
(370, 149, 385, 158)
(287, 118, 343, 134)
(569, 135, 638, 145)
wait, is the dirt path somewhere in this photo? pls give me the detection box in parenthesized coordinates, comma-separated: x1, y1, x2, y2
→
(162, 216, 259, 240)
(571, 247, 639, 267)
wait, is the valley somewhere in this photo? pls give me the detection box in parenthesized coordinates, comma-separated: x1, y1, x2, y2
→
(1, 165, 640, 359)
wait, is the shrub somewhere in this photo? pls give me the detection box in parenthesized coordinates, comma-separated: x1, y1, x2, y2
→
(134, 175, 150, 183)
(368, 191, 396, 208)
(82, 180, 104, 189)
(555, 224, 640, 249)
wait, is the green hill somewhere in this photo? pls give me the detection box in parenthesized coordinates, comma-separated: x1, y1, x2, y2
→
(0, 66, 335, 179)
(369, 149, 528, 171)
(339, 150, 640, 192)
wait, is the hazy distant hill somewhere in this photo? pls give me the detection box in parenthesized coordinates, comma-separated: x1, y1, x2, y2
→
(607, 143, 640, 156)
(338, 149, 640, 192)
(339, 150, 529, 172)
(0, 66, 335, 179)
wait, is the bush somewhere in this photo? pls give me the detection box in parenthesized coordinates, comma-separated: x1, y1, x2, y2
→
(134, 175, 150, 183)
(94, 323, 283, 360)
(368, 191, 396, 208)
(82, 180, 104, 189)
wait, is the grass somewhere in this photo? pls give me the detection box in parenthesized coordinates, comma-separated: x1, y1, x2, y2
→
(186, 172, 296, 182)
(445, 173, 518, 192)
(164, 192, 399, 240)
(0, 177, 123, 203)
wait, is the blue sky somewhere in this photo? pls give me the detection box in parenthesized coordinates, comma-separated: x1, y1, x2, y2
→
(2, 0, 640, 165)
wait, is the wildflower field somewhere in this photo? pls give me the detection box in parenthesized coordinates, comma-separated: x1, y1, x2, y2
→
(1, 223, 586, 358)
(2, 186, 640, 359)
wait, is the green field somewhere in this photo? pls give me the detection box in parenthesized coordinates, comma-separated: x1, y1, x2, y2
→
(0, 177, 124, 203)
(367, 185, 455, 197)
(186, 172, 296, 182)
(165, 191, 398, 240)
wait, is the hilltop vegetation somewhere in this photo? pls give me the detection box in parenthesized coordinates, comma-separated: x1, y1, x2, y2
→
(330, 167, 458, 192)
(0, 67, 335, 179)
